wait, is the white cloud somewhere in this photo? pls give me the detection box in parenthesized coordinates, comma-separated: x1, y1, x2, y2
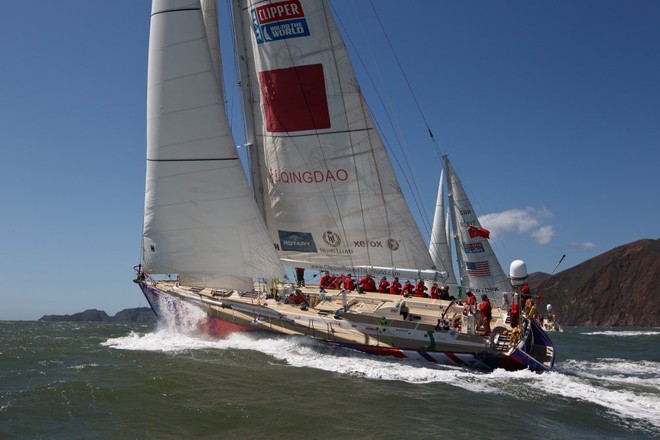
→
(532, 225, 554, 245)
(478, 207, 553, 244)
(568, 241, 596, 250)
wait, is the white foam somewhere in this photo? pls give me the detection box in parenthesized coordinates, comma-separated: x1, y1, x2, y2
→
(581, 329, 660, 337)
(531, 369, 660, 429)
(103, 329, 506, 392)
(103, 328, 660, 430)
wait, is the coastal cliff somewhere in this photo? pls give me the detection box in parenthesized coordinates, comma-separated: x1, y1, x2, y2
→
(531, 238, 659, 327)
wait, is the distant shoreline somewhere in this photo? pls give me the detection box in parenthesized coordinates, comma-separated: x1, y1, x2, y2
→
(38, 307, 156, 323)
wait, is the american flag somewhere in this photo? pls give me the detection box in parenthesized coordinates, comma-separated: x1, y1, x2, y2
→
(466, 261, 491, 277)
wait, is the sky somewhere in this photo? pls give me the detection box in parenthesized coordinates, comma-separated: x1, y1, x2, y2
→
(1, 0, 658, 320)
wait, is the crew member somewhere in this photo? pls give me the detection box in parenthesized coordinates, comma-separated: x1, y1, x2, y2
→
(414, 280, 428, 297)
(389, 277, 402, 295)
(429, 281, 440, 299)
(358, 274, 376, 292)
(344, 274, 355, 291)
(378, 276, 390, 293)
(295, 267, 305, 287)
(479, 294, 492, 336)
(401, 280, 414, 297)
(319, 271, 331, 288)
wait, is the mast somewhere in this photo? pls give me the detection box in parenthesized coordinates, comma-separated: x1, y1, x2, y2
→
(230, 0, 268, 221)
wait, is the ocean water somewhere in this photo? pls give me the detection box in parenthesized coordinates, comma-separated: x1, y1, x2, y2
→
(1, 319, 659, 439)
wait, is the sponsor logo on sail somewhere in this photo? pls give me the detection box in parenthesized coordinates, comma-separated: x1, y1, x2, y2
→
(351, 238, 400, 251)
(463, 243, 485, 253)
(319, 230, 352, 254)
(322, 231, 341, 247)
(269, 168, 349, 184)
(278, 230, 317, 252)
(251, 0, 310, 44)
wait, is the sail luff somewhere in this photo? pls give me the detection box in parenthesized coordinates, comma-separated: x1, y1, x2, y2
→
(142, 0, 284, 289)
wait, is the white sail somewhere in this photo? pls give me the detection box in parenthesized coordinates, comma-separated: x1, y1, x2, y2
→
(142, 0, 284, 289)
(429, 169, 457, 284)
(232, 0, 435, 272)
(443, 155, 510, 301)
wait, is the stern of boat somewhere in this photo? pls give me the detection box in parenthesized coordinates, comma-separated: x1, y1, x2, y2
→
(508, 318, 555, 371)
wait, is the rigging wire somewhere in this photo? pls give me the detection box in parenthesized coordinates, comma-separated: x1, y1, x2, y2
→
(332, 0, 435, 240)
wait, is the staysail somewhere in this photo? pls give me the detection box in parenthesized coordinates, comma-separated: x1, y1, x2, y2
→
(429, 169, 458, 284)
(142, 0, 284, 289)
(232, 0, 436, 274)
(443, 155, 510, 301)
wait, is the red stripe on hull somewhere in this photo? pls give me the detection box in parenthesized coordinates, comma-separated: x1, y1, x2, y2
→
(200, 315, 264, 337)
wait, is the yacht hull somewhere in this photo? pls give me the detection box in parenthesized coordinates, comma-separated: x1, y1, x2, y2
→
(139, 281, 554, 372)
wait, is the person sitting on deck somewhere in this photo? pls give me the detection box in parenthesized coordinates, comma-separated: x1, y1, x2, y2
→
(429, 281, 440, 299)
(343, 274, 355, 291)
(479, 294, 492, 336)
(330, 274, 343, 290)
(439, 285, 451, 300)
(319, 271, 331, 289)
(389, 277, 402, 295)
(401, 280, 414, 297)
(287, 289, 307, 305)
(358, 274, 376, 292)
(378, 276, 390, 293)
(414, 280, 428, 297)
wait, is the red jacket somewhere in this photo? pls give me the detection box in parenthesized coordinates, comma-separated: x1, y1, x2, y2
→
(358, 276, 376, 292)
(430, 285, 440, 299)
(320, 274, 331, 287)
(401, 282, 413, 296)
(414, 281, 428, 297)
(344, 276, 355, 291)
(389, 281, 402, 295)
(378, 279, 390, 293)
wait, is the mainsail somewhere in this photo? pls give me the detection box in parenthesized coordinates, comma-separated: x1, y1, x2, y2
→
(142, 0, 284, 289)
(232, 0, 436, 273)
(443, 155, 510, 301)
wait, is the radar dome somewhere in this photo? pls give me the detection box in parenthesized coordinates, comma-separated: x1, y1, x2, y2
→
(509, 260, 528, 286)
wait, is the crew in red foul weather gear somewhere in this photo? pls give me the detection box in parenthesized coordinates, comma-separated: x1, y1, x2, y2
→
(389, 277, 402, 295)
(378, 276, 390, 293)
(358, 274, 376, 292)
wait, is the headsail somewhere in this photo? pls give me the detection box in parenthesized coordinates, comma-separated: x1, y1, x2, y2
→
(232, 0, 436, 272)
(443, 155, 510, 302)
(429, 169, 458, 284)
(142, 0, 284, 289)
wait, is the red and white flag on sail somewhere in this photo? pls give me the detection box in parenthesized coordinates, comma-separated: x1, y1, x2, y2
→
(467, 225, 490, 239)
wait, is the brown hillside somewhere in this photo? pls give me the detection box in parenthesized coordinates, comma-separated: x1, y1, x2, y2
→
(530, 238, 660, 326)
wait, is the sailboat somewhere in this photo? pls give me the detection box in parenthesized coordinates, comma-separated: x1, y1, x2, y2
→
(136, 0, 555, 372)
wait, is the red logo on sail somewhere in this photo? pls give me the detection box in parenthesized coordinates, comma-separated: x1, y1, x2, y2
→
(259, 64, 331, 132)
